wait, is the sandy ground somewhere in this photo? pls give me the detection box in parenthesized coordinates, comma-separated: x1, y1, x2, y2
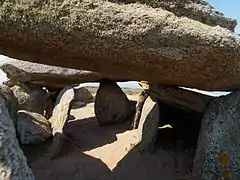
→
(22, 88, 197, 180)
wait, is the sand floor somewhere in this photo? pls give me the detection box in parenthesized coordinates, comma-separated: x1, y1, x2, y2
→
(21, 89, 197, 180)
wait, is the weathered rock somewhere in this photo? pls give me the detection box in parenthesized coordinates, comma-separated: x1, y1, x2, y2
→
(0, 85, 18, 126)
(0, 55, 117, 90)
(0, 1, 240, 91)
(141, 82, 214, 114)
(193, 91, 240, 180)
(95, 81, 134, 126)
(137, 96, 159, 151)
(112, 0, 237, 31)
(11, 83, 50, 116)
(0, 94, 34, 179)
(49, 86, 75, 159)
(17, 110, 52, 145)
(131, 90, 149, 129)
(74, 86, 94, 103)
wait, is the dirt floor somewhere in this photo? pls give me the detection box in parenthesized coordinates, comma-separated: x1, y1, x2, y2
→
(21, 87, 198, 180)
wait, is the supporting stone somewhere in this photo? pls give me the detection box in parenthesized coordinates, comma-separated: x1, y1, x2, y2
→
(193, 91, 240, 180)
(137, 96, 159, 151)
(49, 86, 75, 159)
(0, 85, 18, 126)
(0, 91, 34, 179)
(95, 80, 134, 126)
(131, 90, 149, 129)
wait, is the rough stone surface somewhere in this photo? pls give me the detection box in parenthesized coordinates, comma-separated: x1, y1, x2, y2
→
(49, 86, 75, 159)
(131, 90, 149, 129)
(112, 0, 237, 31)
(0, 85, 18, 126)
(17, 110, 52, 145)
(95, 81, 134, 126)
(137, 96, 159, 151)
(0, 55, 118, 90)
(0, 1, 240, 91)
(0, 95, 34, 179)
(74, 86, 94, 103)
(193, 91, 240, 180)
(147, 83, 214, 114)
(11, 83, 50, 116)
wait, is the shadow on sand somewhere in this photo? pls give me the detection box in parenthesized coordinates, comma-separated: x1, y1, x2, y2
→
(22, 101, 201, 180)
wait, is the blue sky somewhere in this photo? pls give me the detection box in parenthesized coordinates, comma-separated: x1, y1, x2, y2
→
(207, 0, 240, 33)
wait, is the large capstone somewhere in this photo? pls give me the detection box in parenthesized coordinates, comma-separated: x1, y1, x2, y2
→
(0, 1, 240, 91)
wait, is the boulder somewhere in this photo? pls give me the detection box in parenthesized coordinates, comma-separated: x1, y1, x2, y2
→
(112, 0, 237, 31)
(95, 80, 134, 126)
(1, 1, 240, 91)
(137, 96, 159, 151)
(193, 91, 240, 179)
(132, 83, 204, 140)
(74, 86, 94, 103)
(0, 85, 18, 126)
(140, 82, 214, 114)
(49, 86, 75, 159)
(17, 110, 52, 145)
(0, 94, 34, 179)
(0, 55, 119, 90)
(11, 83, 51, 116)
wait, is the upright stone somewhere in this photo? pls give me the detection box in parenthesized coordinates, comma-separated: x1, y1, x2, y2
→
(131, 90, 149, 129)
(95, 80, 134, 126)
(17, 110, 52, 145)
(137, 96, 159, 151)
(0, 93, 34, 179)
(193, 91, 240, 180)
(0, 85, 18, 126)
(49, 86, 75, 159)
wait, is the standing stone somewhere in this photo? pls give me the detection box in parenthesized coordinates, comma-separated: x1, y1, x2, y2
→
(95, 81, 134, 126)
(11, 83, 50, 116)
(0, 85, 18, 126)
(49, 86, 75, 159)
(17, 110, 52, 145)
(193, 91, 240, 180)
(131, 90, 149, 129)
(0, 94, 34, 179)
(137, 96, 159, 151)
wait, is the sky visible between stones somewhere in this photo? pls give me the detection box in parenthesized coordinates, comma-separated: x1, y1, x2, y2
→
(0, 0, 239, 96)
